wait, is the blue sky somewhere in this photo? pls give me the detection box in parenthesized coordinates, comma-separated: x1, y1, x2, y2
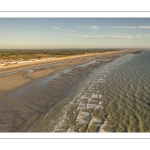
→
(0, 18, 150, 49)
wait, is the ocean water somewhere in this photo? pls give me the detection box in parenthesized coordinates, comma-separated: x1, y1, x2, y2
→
(51, 51, 150, 132)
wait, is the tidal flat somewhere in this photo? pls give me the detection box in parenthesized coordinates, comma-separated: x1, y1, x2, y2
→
(0, 49, 148, 132)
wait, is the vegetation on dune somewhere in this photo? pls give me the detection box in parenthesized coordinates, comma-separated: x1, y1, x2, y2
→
(0, 49, 121, 63)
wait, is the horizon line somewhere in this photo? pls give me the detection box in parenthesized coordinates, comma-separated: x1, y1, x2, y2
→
(0, 47, 149, 50)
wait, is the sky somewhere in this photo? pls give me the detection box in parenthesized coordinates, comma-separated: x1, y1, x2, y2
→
(0, 18, 150, 49)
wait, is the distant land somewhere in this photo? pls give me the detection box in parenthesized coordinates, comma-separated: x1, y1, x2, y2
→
(0, 49, 123, 67)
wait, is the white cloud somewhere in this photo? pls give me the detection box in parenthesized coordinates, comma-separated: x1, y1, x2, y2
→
(135, 34, 141, 39)
(76, 26, 99, 29)
(141, 34, 150, 39)
(144, 34, 150, 37)
(62, 32, 70, 35)
(137, 26, 150, 29)
(76, 26, 88, 29)
(73, 34, 133, 39)
(74, 33, 150, 39)
(97, 34, 133, 39)
(106, 26, 150, 29)
(90, 26, 99, 29)
(52, 26, 72, 32)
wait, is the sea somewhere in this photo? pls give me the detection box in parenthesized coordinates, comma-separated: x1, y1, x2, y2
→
(1, 50, 149, 132)
(45, 50, 150, 132)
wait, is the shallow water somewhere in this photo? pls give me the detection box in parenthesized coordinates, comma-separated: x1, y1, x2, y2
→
(50, 51, 150, 132)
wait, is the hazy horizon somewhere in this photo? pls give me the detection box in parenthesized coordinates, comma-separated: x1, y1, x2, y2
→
(1, 18, 150, 49)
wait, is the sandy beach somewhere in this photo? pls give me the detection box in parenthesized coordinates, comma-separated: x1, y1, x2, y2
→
(0, 51, 128, 93)
(0, 50, 132, 132)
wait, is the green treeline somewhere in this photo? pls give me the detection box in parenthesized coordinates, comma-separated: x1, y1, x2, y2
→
(0, 49, 120, 62)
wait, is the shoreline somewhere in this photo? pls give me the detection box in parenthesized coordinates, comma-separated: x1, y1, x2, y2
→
(36, 52, 136, 132)
(29, 51, 134, 132)
(0, 50, 136, 132)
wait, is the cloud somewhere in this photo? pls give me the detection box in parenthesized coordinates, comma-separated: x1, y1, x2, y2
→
(135, 34, 141, 39)
(73, 34, 92, 38)
(97, 34, 133, 39)
(73, 33, 150, 39)
(62, 32, 70, 35)
(106, 26, 150, 29)
(76, 26, 88, 29)
(144, 34, 150, 37)
(90, 26, 99, 29)
(73, 34, 133, 39)
(137, 26, 150, 29)
(76, 26, 99, 29)
(141, 34, 150, 39)
(52, 26, 72, 32)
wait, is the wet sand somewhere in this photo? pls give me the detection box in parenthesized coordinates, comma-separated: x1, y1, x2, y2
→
(0, 71, 32, 92)
(0, 50, 132, 132)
